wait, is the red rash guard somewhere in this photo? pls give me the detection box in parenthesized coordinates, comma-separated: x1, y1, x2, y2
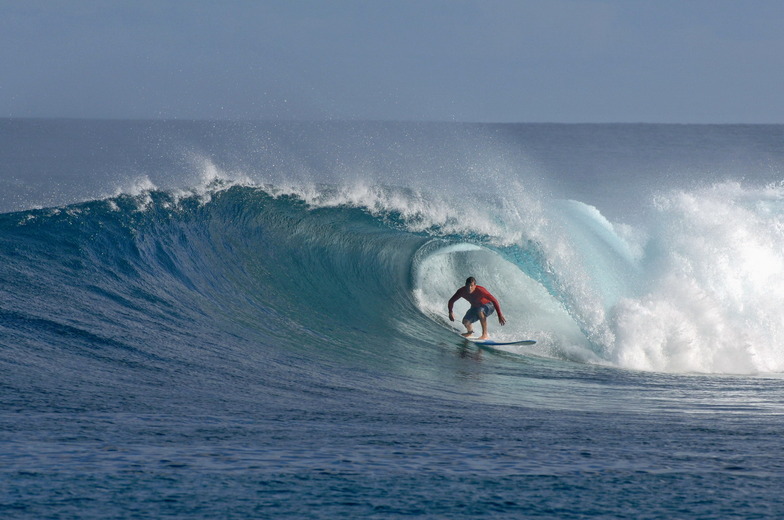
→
(448, 285, 502, 315)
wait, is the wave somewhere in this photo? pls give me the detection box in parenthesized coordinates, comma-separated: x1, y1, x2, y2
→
(2, 177, 784, 375)
(608, 182, 784, 373)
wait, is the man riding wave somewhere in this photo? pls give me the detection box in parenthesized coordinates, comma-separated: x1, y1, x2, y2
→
(448, 277, 506, 340)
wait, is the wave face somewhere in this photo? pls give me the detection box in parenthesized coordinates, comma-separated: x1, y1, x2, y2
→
(3, 176, 784, 376)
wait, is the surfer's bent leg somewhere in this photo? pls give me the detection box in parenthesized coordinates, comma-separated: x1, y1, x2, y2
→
(478, 311, 489, 339)
(461, 308, 479, 337)
(461, 318, 474, 337)
(476, 303, 494, 339)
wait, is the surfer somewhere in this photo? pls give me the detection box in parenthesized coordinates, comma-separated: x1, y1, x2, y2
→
(447, 277, 506, 340)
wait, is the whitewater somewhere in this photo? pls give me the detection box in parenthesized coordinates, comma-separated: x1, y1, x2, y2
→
(2, 119, 784, 518)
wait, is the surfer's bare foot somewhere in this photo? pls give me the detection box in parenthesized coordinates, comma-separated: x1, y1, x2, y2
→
(477, 334, 490, 340)
(461, 331, 473, 337)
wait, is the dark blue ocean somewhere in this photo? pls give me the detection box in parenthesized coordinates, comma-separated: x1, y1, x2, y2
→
(2, 119, 784, 519)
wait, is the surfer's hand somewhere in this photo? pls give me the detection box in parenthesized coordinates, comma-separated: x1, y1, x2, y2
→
(448, 311, 454, 322)
(499, 315, 506, 326)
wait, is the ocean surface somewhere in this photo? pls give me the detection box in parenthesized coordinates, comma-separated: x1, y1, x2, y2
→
(2, 119, 784, 519)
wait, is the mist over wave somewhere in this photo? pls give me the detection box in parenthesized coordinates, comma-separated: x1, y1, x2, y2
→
(3, 120, 784, 376)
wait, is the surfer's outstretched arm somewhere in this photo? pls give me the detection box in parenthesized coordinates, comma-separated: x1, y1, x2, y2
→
(447, 288, 464, 322)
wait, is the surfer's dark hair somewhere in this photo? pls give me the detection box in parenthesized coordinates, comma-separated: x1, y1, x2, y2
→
(465, 277, 476, 286)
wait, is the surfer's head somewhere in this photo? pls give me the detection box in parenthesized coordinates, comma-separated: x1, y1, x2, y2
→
(465, 277, 477, 292)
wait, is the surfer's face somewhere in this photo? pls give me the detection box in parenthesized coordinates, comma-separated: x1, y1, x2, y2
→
(466, 281, 476, 293)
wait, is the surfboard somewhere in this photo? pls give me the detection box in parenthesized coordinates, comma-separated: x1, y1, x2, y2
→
(462, 336, 536, 346)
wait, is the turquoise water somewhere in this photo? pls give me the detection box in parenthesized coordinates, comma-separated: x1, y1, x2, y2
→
(2, 120, 784, 518)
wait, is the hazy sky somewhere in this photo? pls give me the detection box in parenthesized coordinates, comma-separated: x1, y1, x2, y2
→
(2, 0, 783, 123)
